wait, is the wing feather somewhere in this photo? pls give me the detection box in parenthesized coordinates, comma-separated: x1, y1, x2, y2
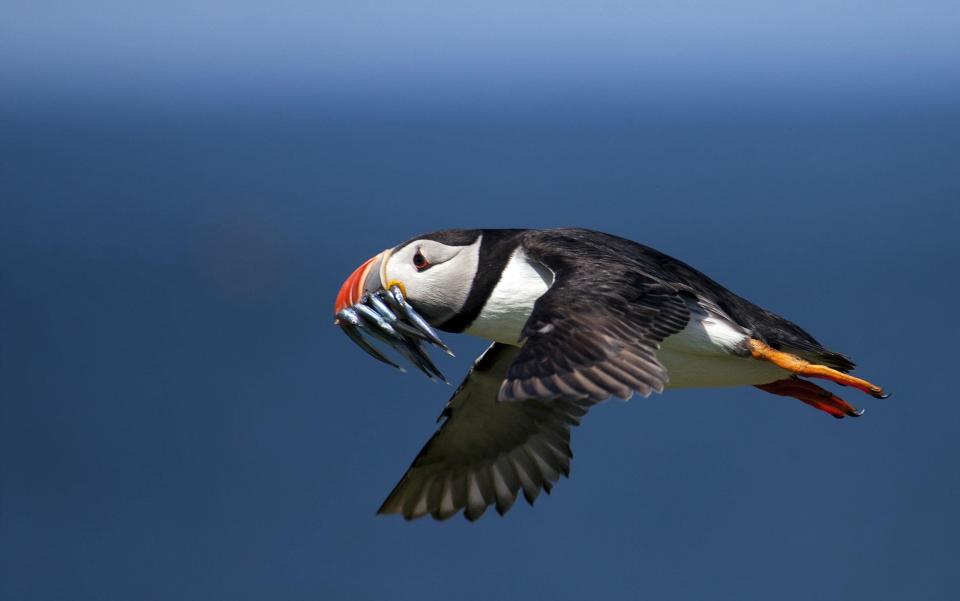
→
(378, 343, 590, 521)
(497, 230, 692, 403)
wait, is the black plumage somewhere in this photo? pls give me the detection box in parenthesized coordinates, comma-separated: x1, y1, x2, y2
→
(398, 227, 852, 373)
(519, 228, 853, 372)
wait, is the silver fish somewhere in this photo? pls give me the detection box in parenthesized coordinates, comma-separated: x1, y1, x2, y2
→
(353, 302, 447, 382)
(336, 286, 453, 382)
(387, 286, 454, 357)
(335, 307, 404, 371)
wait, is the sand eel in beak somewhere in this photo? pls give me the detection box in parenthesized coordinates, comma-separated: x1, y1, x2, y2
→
(333, 228, 887, 521)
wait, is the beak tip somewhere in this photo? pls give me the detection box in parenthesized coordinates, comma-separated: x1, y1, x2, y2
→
(334, 252, 384, 315)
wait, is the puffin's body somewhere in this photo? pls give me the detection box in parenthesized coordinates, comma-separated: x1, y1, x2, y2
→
(455, 231, 792, 389)
(334, 228, 886, 521)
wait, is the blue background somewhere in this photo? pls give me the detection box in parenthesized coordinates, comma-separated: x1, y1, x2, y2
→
(2, 2, 958, 599)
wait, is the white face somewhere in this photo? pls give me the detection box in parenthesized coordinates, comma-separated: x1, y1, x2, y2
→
(381, 237, 482, 324)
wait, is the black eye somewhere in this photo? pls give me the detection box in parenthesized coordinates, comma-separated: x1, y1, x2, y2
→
(413, 250, 430, 271)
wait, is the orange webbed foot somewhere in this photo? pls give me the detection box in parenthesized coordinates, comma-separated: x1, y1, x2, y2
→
(756, 376, 864, 419)
(748, 339, 887, 399)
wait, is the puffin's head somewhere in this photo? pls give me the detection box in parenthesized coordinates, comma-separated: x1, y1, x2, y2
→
(334, 229, 482, 328)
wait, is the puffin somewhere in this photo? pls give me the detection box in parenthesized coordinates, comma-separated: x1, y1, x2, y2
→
(333, 228, 887, 521)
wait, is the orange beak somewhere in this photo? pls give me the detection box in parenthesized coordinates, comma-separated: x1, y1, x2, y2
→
(334, 251, 387, 315)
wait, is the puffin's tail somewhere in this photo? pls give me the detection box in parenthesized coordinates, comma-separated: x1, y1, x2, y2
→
(780, 344, 855, 373)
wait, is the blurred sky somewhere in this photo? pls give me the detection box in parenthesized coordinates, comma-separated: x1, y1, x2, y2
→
(3, 0, 960, 106)
(1, 2, 959, 601)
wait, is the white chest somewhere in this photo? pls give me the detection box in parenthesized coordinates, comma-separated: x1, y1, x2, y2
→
(463, 249, 553, 345)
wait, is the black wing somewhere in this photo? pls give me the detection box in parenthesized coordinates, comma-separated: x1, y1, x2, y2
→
(378, 343, 593, 521)
(498, 229, 692, 403)
(524, 228, 855, 372)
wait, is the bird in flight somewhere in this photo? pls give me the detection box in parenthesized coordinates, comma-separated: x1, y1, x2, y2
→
(333, 228, 887, 521)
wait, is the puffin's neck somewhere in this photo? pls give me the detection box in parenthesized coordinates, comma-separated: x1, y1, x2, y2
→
(463, 248, 553, 345)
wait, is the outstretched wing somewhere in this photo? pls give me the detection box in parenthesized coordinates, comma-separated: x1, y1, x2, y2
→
(378, 343, 593, 521)
(498, 229, 692, 403)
